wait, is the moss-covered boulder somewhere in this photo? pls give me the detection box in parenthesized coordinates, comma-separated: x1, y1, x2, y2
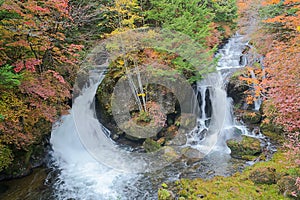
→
(95, 48, 199, 144)
(227, 135, 262, 160)
(242, 111, 262, 124)
(277, 175, 300, 198)
(249, 167, 277, 184)
(143, 138, 161, 152)
(227, 70, 249, 107)
(260, 122, 284, 144)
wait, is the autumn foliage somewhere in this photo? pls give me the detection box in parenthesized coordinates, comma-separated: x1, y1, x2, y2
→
(239, 0, 300, 132)
(239, 1, 300, 193)
(0, 0, 84, 170)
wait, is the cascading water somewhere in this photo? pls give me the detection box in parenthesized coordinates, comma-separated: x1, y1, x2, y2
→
(49, 33, 251, 199)
(50, 63, 134, 199)
(187, 33, 249, 153)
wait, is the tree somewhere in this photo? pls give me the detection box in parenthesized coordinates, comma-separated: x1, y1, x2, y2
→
(146, 0, 213, 46)
(0, 0, 83, 77)
(99, 0, 143, 35)
(0, 64, 22, 89)
(0, 0, 81, 171)
(146, 0, 238, 48)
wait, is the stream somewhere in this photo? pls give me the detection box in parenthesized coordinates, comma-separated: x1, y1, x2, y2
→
(0, 33, 263, 200)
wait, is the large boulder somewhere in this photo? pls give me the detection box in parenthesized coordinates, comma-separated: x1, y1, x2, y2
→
(277, 175, 300, 197)
(175, 113, 197, 131)
(165, 130, 187, 146)
(242, 111, 262, 124)
(143, 138, 161, 152)
(260, 122, 284, 144)
(227, 135, 262, 160)
(227, 70, 249, 107)
(249, 167, 277, 184)
(181, 147, 205, 164)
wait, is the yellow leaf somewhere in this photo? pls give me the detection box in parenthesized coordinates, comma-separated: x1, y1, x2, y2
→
(297, 26, 300, 32)
(117, 60, 124, 66)
(137, 93, 146, 97)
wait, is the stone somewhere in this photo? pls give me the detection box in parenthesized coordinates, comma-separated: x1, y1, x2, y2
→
(242, 111, 262, 124)
(260, 123, 284, 144)
(181, 147, 205, 164)
(249, 167, 277, 184)
(143, 138, 161, 152)
(176, 113, 197, 131)
(227, 135, 262, 160)
(227, 71, 249, 106)
(277, 176, 300, 197)
(157, 137, 166, 145)
(161, 146, 180, 162)
(166, 131, 187, 146)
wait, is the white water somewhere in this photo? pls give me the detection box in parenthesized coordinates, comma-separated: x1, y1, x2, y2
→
(50, 64, 134, 199)
(187, 33, 249, 153)
(50, 33, 250, 199)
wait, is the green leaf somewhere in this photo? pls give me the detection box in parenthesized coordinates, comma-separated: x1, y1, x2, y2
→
(0, 64, 23, 89)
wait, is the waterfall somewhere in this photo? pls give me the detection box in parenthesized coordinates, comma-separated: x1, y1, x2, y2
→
(50, 62, 134, 199)
(187, 33, 249, 153)
(49, 33, 250, 199)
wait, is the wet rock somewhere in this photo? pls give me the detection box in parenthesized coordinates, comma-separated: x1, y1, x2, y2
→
(0, 134, 50, 181)
(242, 111, 262, 124)
(176, 113, 197, 131)
(249, 167, 277, 184)
(227, 135, 262, 160)
(181, 147, 205, 164)
(227, 71, 249, 106)
(277, 175, 300, 197)
(121, 120, 161, 139)
(205, 89, 212, 118)
(161, 146, 180, 162)
(199, 129, 208, 141)
(163, 125, 178, 140)
(111, 133, 120, 140)
(260, 123, 284, 144)
(165, 131, 187, 146)
(157, 137, 166, 145)
(252, 127, 260, 135)
(0, 168, 51, 199)
(143, 138, 161, 152)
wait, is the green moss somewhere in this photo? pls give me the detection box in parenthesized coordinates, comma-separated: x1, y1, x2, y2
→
(262, 131, 285, 144)
(0, 144, 13, 171)
(230, 69, 244, 80)
(260, 123, 284, 144)
(227, 136, 261, 160)
(249, 167, 277, 184)
(163, 151, 300, 200)
(242, 111, 262, 124)
(158, 188, 172, 200)
(143, 138, 161, 152)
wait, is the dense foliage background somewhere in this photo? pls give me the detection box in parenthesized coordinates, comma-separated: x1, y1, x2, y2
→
(0, 2, 298, 196)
